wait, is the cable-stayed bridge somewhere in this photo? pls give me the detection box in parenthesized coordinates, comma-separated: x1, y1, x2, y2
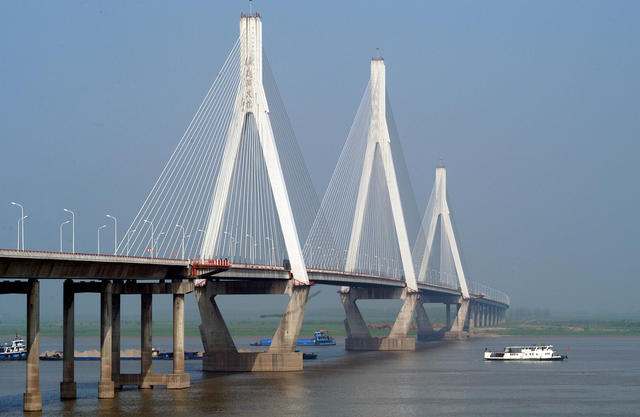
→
(1, 12, 508, 412)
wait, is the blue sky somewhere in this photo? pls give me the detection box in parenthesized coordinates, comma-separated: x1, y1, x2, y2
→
(1, 1, 639, 319)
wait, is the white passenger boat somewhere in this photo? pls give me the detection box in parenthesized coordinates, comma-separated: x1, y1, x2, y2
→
(0, 335, 27, 360)
(484, 345, 567, 361)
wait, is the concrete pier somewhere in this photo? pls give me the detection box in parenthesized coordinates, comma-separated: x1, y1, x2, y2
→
(140, 293, 152, 388)
(112, 292, 121, 387)
(98, 281, 115, 399)
(444, 299, 471, 340)
(60, 279, 76, 400)
(415, 301, 438, 341)
(173, 293, 184, 374)
(24, 279, 42, 412)
(169, 291, 190, 389)
(342, 287, 416, 351)
(197, 280, 308, 372)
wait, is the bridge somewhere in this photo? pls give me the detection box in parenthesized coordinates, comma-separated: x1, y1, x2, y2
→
(1, 12, 509, 412)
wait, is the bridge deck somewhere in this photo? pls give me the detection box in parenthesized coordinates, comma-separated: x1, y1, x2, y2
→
(0, 249, 508, 307)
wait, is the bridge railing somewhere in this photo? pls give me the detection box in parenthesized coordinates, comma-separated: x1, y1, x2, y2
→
(420, 269, 461, 291)
(468, 281, 510, 305)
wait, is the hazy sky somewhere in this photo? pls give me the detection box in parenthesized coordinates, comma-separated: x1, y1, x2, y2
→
(1, 1, 639, 320)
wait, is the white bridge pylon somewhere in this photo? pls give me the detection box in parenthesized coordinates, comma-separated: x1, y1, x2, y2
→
(414, 166, 470, 298)
(200, 14, 309, 284)
(345, 59, 418, 291)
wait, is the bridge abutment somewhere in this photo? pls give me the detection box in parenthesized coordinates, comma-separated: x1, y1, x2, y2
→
(196, 280, 309, 372)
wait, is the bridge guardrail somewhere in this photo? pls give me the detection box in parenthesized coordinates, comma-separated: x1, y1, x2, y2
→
(468, 281, 510, 305)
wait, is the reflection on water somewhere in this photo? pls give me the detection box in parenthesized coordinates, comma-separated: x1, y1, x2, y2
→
(0, 336, 639, 416)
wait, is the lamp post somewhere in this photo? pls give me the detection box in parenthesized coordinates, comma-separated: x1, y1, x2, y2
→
(10, 202, 24, 250)
(16, 215, 29, 250)
(265, 236, 275, 265)
(97, 224, 107, 255)
(223, 231, 235, 260)
(106, 214, 117, 255)
(15, 218, 20, 249)
(155, 232, 165, 251)
(63, 208, 75, 253)
(143, 219, 154, 257)
(245, 234, 257, 264)
(59, 220, 70, 252)
(176, 224, 186, 259)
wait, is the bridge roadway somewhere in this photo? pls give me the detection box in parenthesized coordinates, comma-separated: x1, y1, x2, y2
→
(0, 248, 508, 308)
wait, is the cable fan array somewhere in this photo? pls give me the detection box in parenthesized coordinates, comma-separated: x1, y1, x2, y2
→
(120, 40, 319, 264)
(304, 80, 420, 279)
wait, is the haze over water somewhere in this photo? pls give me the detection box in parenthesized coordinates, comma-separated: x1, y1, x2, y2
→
(1, 336, 638, 416)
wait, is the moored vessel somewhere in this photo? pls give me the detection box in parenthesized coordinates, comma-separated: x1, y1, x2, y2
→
(251, 329, 336, 346)
(0, 335, 27, 360)
(484, 345, 567, 361)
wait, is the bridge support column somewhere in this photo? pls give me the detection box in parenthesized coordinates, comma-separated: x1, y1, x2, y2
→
(112, 292, 121, 389)
(98, 281, 115, 399)
(24, 279, 42, 412)
(342, 287, 416, 351)
(140, 293, 152, 389)
(445, 304, 451, 329)
(60, 279, 76, 400)
(112, 280, 191, 389)
(444, 298, 471, 340)
(415, 299, 438, 341)
(196, 280, 308, 372)
(168, 290, 190, 389)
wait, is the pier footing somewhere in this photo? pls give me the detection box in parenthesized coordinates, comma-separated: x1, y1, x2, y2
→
(23, 392, 42, 412)
(196, 280, 309, 372)
(203, 351, 303, 372)
(345, 336, 415, 351)
(59, 382, 77, 400)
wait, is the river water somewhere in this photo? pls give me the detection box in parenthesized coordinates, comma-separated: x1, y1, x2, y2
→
(0, 336, 638, 416)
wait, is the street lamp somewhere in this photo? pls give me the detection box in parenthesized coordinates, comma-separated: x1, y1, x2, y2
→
(97, 224, 107, 255)
(176, 224, 186, 259)
(59, 220, 70, 252)
(10, 202, 24, 250)
(143, 219, 154, 257)
(245, 233, 256, 264)
(63, 208, 75, 253)
(16, 215, 29, 250)
(106, 214, 117, 255)
(155, 232, 165, 251)
(265, 236, 275, 265)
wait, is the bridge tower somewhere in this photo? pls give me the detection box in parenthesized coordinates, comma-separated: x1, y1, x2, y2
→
(414, 165, 473, 338)
(345, 58, 418, 292)
(199, 14, 308, 286)
(196, 12, 310, 371)
(338, 58, 420, 351)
